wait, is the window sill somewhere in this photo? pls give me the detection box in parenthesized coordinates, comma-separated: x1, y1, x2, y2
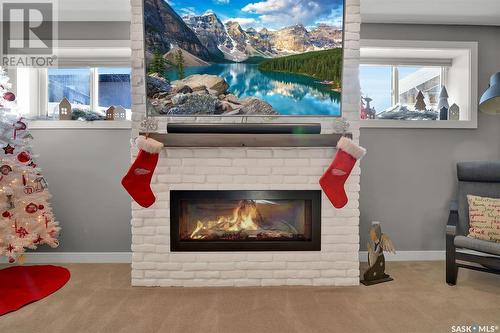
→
(29, 120, 132, 129)
(359, 119, 477, 129)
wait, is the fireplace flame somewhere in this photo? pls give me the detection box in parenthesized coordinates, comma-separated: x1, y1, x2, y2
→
(190, 200, 261, 239)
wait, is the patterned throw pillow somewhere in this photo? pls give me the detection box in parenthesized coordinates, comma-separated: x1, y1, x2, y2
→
(467, 195, 500, 242)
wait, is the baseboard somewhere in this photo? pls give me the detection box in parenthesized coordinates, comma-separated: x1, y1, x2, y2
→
(359, 251, 445, 262)
(1, 251, 444, 264)
(0, 252, 132, 264)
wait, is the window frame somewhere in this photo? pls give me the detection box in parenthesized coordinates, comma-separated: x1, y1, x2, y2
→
(359, 40, 478, 129)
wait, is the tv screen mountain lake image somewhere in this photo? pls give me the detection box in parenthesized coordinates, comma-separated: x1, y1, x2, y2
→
(143, 0, 344, 116)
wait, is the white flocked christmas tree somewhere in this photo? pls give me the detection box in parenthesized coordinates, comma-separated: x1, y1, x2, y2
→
(0, 67, 60, 263)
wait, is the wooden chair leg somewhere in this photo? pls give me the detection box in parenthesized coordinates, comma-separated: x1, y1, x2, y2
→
(446, 235, 458, 285)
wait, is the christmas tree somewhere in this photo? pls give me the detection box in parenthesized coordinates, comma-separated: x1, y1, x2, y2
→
(0, 67, 60, 264)
(414, 90, 427, 111)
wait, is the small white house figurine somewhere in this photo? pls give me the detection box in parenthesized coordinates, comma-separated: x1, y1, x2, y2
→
(448, 103, 460, 120)
(114, 105, 126, 120)
(105, 106, 116, 120)
(59, 97, 72, 120)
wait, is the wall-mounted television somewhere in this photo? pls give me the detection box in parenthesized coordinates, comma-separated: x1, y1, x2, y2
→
(143, 0, 344, 116)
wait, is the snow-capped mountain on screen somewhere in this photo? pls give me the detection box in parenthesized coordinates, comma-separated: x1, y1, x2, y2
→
(182, 11, 342, 62)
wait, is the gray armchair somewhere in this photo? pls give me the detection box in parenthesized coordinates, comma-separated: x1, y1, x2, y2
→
(446, 161, 500, 285)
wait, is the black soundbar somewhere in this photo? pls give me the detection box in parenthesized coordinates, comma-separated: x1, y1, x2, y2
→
(166, 123, 321, 134)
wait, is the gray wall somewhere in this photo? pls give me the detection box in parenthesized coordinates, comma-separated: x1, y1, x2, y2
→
(359, 24, 500, 251)
(29, 21, 133, 253)
(34, 23, 500, 253)
(32, 129, 132, 252)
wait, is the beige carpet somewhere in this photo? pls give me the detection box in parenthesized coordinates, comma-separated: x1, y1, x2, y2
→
(0, 261, 499, 333)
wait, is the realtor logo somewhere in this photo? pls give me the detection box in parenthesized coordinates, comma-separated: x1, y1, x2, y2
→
(1, 0, 57, 66)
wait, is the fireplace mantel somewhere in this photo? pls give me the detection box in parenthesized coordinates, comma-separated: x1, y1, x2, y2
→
(141, 133, 352, 148)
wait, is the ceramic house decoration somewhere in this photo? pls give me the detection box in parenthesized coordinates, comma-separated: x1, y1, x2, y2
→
(437, 86, 449, 111)
(58, 97, 72, 120)
(448, 103, 460, 120)
(114, 105, 126, 120)
(439, 106, 448, 120)
(105, 106, 116, 120)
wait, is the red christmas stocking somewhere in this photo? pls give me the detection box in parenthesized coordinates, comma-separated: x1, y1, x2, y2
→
(320, 137, 366, 209)
(121, 136, 164, 208)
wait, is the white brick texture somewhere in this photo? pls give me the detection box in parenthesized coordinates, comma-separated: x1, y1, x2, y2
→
(130, 0, 361, 287)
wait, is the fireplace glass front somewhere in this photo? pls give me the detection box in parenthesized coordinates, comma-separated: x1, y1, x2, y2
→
(170, 191, 321, 251)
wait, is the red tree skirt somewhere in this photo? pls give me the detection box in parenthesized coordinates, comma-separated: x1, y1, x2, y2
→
(0, 265, 70, 316)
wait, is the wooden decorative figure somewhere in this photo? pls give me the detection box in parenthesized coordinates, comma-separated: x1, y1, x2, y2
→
(437, 86, 449, 111)
(414, 91, 426, 111)
(105, 106, 116, 120)
(58, 97, 72, 120)
(448, 103, 460, 120)
(114, 105, 126, 120)
(361, 221, 396, 286)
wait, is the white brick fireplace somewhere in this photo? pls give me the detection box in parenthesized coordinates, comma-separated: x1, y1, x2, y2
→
(130, 0, 362, 287)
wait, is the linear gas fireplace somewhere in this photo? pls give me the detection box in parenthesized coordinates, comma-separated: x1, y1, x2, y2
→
(170, 190, 321, 251)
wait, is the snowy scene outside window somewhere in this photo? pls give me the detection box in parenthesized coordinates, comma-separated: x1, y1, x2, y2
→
(360, 64, 444, 120)
(47, 67, 131, 119)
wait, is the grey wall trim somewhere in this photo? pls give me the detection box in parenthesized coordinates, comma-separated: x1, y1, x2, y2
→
(58, 21, 130, 40)
(0, 251, 446, 263)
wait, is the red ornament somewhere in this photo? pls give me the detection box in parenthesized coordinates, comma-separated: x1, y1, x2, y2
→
(25, 203, 38, 214)
(8, 257, 15, 263)
(0, 164, 12, 175)
(38, 204, 44, 210)
(17, 151, 31, 163)
(16, 226, 28, 238)
(34, 235, 43, 243)
(3, 92, 15, 101)
(24, 186, 34, 194)
(2, 211, 11, 218)
(14, 119, 27, 131)
(13, 119, 27, 139)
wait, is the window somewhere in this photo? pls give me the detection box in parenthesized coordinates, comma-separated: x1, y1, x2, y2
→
(359, 65, 392, 112)
(360, 65, 445, 116)
(17, 67, 131, 120)
(48, 68, 91, 113)
(47, 67, 131, 119)
(398, 66, 442, 110)
(360, 40, 478, 128)
(98, 68, 132, 110)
